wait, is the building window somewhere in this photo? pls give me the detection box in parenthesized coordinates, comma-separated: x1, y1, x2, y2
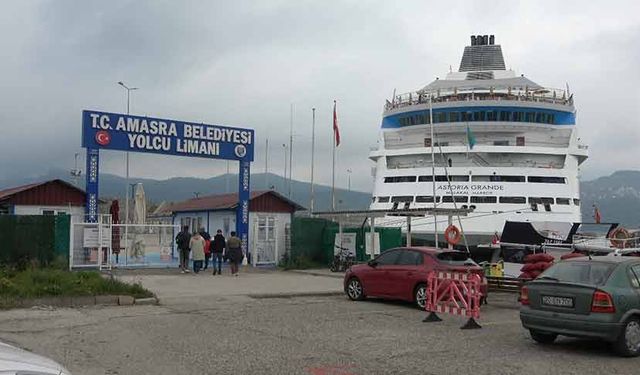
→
(528, 176, 566, 184)
(470, 196, 497, 204)
(442, 196, 468, 203)
(499, 196, 526, 204)
(556, 198, 571, 205)
(416, 196, 440, 203)
(378, 196, 390, 203)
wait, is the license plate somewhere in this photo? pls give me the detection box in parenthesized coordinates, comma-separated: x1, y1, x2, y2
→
(541, 295, 574, 308)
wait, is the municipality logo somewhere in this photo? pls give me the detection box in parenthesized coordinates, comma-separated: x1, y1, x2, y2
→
(234, 144, 247, 158)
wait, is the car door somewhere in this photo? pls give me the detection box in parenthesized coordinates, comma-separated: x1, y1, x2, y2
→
(389, 249, 425, 301)
(363, 249, 401, 297)
(628, 264, 640, 309)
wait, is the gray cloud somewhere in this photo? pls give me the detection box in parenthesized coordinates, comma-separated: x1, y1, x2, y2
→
(0, 0, 639, 192)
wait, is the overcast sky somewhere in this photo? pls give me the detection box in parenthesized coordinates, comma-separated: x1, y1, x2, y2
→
(1, 0, 639, 192)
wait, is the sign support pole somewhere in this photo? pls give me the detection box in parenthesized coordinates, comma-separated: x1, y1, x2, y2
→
(237, 160, 251, 263)
(85, 148, 100, 223)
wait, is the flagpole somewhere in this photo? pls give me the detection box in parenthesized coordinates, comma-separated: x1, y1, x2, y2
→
(288, 103, 294, 198)
(310, 108, 316, 213)
(331, 100, 337, 212)
(429, 94, 438, 248)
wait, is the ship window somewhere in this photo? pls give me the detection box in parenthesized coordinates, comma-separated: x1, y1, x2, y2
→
(449, 112, 460, 122)
(416, 196, 440, 203)
(487, 111, 497, 121)
(473, 111, 485, 121)
(499, 196, 526, 204)
(424, 138, 431, 147)
(434, 142, 449, 147)
(442, 196, 468, 203)
(526, 112, 536, 122)
(493, 140, 509, 146)
(495, 175, 525, 182)
(372, 197, 377, 203)
(378, 196, 390, 203)
(556, 198, 571, 205)
(528, 176, 566, 184)
(516, 136, 525, 146)
(573, 198, 580, 206)
(548, 114, 555, 124)
(391, 196, 414, 203)
(499, 111, 510, 121)
(422, 175, 469, 182)
(470, 196, 497, 204)
(529, 197, 554, 205)
(384, 176, 417, 183)
(461, 112, 472, 122)
(437, 112, 447, 123)
(514, 112, 525, 122)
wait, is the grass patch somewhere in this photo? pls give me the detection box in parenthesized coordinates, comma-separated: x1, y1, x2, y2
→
(0, 267, 153, 308)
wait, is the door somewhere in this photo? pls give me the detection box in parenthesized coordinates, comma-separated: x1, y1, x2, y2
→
(389, 249, 425, 301)
(362, 249, 400, 297)
(255, 216, 277, 265)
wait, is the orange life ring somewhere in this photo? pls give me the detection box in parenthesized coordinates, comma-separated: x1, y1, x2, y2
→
(610, 227, 629, 249)
(444, 225, 461, 246)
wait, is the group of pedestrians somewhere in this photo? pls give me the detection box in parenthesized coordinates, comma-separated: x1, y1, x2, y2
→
(175, 226, 244, 276)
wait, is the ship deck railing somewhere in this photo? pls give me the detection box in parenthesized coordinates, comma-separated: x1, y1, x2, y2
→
(385, 88, 573, 111)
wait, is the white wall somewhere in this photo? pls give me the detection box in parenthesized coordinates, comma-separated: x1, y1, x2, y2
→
(13, 205, 84, 216)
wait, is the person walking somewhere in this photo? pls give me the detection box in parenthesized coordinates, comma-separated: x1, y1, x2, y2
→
(211, 229, 226, 275)
(190, 231, 206, 274)
(199, 227, 212, 270)
(175, 226, 191, 273)
(226, 231, 243, 276)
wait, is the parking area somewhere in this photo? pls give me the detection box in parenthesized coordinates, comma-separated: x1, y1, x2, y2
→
(0, 269, 638, 374)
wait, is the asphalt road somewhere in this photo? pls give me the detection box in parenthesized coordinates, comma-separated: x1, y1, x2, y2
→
(0, 271, 638, 374)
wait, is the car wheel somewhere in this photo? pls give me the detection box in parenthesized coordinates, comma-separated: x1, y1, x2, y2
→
(414, 283, 427, 310)
(346, 277, 365, 301)
(614, 317, 640, 357)
(529, 330, 557, 344)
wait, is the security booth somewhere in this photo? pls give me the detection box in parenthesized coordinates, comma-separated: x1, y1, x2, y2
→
(73, 110, 255, 270)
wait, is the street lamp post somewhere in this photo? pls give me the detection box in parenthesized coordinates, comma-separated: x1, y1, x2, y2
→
(282, 144, 287, 193)
(118, 81, 138, 263)
(117, 81, 138, 227)
(347, 168, 352, 192)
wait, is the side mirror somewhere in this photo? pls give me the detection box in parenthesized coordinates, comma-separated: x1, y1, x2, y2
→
(368, 260, 378, 267)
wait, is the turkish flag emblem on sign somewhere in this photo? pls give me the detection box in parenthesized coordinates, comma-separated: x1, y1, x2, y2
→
(95, 130, 111, 146)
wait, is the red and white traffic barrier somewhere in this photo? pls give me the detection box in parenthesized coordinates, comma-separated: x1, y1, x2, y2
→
(424, 270, 483, 329)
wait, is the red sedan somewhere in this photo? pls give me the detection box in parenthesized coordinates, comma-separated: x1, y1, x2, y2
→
(344, 247, 487, 309)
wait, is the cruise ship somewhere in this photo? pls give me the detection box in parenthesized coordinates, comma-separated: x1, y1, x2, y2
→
(369, 35, 588, 247)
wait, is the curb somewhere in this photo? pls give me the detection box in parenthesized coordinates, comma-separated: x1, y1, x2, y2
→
(5, 295, 160, 309)
(248, 291, 344, 299)
(287, 270, 345, 279)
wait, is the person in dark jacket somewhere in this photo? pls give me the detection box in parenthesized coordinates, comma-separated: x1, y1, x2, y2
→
(211, 229, 226, 275)
(199, 228, 212, 270)
(226, 231, 243, 276)
(175, 226, 191, 273)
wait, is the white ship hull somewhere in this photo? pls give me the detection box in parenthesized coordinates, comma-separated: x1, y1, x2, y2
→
(368, 35, 587, 246)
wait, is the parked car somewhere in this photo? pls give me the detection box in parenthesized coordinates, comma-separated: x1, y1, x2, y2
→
(0, 340, 72, 374)
(519, 256, 640, 356)
(343, 247, 487, 309)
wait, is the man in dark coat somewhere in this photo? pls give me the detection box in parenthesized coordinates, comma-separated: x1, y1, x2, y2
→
(211, 229, 226, 275)
(175, 226, 191, 273)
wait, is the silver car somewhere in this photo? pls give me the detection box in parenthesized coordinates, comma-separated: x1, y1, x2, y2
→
(0, 341, 71, 375)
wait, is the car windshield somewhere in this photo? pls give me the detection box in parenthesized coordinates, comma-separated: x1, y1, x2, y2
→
(436, 252, 477, 266)
(540, 261, 616, 286)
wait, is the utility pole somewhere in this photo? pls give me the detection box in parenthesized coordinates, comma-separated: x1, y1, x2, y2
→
(117, 81, 138, 226)
(310, 108, 316, 212)
(288, 104, 294, 198)
(265, 138, 269, 190)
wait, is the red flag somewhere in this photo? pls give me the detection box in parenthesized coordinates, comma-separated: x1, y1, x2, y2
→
(594, 206, 602, 224)
(333, 100, 340, 146)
